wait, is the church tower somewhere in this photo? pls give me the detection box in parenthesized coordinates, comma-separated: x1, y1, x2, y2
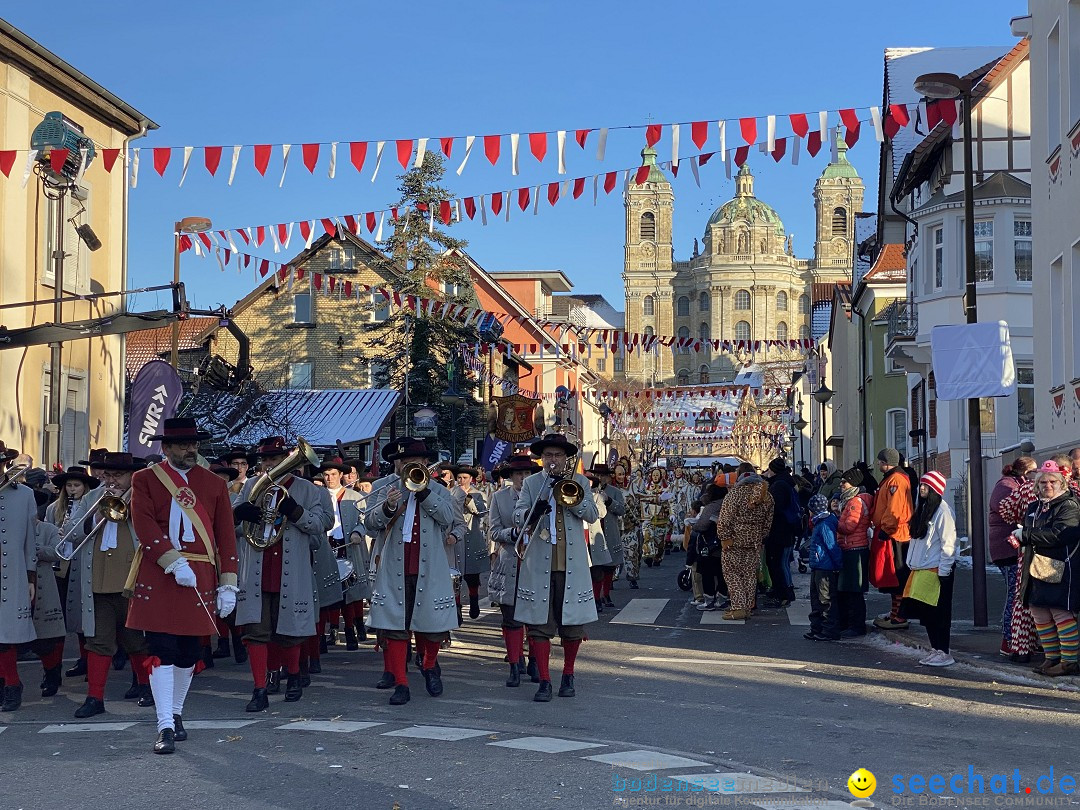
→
(812, 137, 864, 281)
(622, 146, 675, 384)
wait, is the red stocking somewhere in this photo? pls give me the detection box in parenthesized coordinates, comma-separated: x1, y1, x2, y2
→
(280, 643, 301, 676)
(38, 639, 64, 670)
(562, 639, 582, 675)
(531, 639, 551, 682)
(246, 642, 268, 689)
(129, 652, 151, 685)
(266, 642, 281, 673)
(385, 638, 408, 686)
(0, 647, 20, 686)
(420, 637, 439, 671)
(502, 627, 524, 664)
(86, 651, 111, 699)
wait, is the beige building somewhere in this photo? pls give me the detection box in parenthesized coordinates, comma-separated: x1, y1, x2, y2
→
(0, 19, 156, 465)
(619, 144, 864, 386)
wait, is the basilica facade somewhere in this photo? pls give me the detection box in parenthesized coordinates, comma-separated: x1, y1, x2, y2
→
(619, 142, 864, 385)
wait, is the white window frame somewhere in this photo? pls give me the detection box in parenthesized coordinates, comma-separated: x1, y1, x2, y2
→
(885, 408, 908, 461)
(734, 320, 751, 342)
(289, 361, 313, 390)
(932, 225, 944, 290)
(42, 184, 92, 294)
(1014, 219, 1032, 282)
(973, 219, 994, 283)
(1017, 364, 1035, 435)
(293, 290, 313, 324)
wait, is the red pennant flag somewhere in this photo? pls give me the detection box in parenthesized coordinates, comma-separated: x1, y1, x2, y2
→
(771, 138, 787, 162)
(151, 147, 170, 176)
(838, 108, 860, 134)
(691, 121, 709, 149)
(603, 171, 617, 193)
(699, 152, 715, 165)
(845, 122, 861, 148)
(436, 136, 453, 157)
(344, 281, 352, 297)
(254, 144, 272, 176)
(890, 103, 910, 128)
(0, 150, 15, 177)
(439, 200, 452, 225)
(204, 146, 222, 176)
(390, 207, 399, 221)
(302, 143, 320, 173)
(101, 148, 121, 173)
(395, 140, 412, 168)
(739, 117, 757, 145)
(574, 129, 591, 148)
(517, 187, 530, 211)
(464, 197, 476, 219)
(484, 135, 501, 165)
(299, 221, 311, 242)
(276, 224, 288, 244)
(178, 235, 192, 253)
(259, 259, 270, 277)
(937, 99, 959, 127)
(547, 182, 559, 206)
(634, 164, 650, 184)
(321, 218, 337, 236)
(223, 249, 231, 266)
(806, 130, 822, 157)
(313, 273, 323, 291)
(789, 113, 810, 138)
(366, 211, 377, 232)
(237, 229, 250, 244)
(350, 141, 367, 172)
(198, 232, 212, 251)
(645, 124, 662, 146)
(343, 215, 358, 233)
(255, 226, 266, 247)
(733, 145, 750, 167)
(329, 276, 337, 293)
(572, 177, 586, 198)
(278, 266, 289, 283)
(491, 191, 503, 215)
(529, 132, 548, 162)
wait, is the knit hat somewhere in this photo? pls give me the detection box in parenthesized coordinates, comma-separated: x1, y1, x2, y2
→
(920, 470, 947, 496)
(877, 448, 901, 467)
(808, 494, 829, 514)
(841, 467, 863, 487)
(767, 457, 787, 475)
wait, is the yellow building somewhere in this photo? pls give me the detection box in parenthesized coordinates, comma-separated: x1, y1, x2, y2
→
(0, 20, 156, 465)
(620, 143, 863, 386)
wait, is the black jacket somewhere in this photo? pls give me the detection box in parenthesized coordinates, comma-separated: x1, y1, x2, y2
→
(1020, 491, 1080, 611)
(765, 471, 800, 548)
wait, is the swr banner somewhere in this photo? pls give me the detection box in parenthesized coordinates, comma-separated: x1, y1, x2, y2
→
(127, 360, 183, 457)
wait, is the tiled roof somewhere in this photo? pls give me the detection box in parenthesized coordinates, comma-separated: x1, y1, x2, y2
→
(125, 317, 216, 381)
(854, 213, 879, 286)
(224, 388, 401, 448)
(811, 301, 833, 341)
(864, 244, 908, 282)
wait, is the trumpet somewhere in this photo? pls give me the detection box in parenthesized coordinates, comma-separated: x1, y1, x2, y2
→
(0, 463, 29, 493)
(364, 461, 442, 514)
(514, 457, 584, 560)
(55, 488, 131, 561)
(242, 437, 320, 549)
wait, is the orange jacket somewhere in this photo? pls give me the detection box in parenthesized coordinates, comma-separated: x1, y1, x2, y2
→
(871, 467, 912, 543)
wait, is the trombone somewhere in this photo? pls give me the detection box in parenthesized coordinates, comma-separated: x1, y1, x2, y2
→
(0, 463, 29, 493)
(55, 488, 131, 561)
(513, 457, 584, 560)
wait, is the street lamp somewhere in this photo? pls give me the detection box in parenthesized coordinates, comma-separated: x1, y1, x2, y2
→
(813, 383, 833, 468)
(793, 412, 808, 470)
(914, 70, 988, 627)
(172, 216, 213, 368)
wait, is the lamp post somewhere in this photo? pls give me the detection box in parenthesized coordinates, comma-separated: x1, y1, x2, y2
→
(793, 413, 808, 470)
(914, 71, 988, 627)
(813, 384, 833, 468)
(172, 216, 213, 368)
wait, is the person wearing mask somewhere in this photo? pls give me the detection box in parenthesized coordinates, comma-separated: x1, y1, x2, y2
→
(716, 464, 774, 621)
(870, 448, 914, 630)
(804, 494, 842, 641)
(900, 472, 959, 666)
(989, 461, 1026, 658)
(763, 458, 799, 607)
(835, 468, 872, 637)
(1016, 461, 1080, 677)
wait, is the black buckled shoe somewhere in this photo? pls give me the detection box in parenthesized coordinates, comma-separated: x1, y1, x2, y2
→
(137, 683, 155, 707)
(422, 668, 443, 697)
(153, 728, 175, 754)
(267, 669, 281, 694)
(1, 683, 24, 712)
(245, 688, 269, 712)
(74, 696, 105, 718)
(344, 627, 359, 651)
(628, 579, 639, 589)
(41, 665, 62, 698)
(124, 671, 140, 700)
(595, 598, 604, 614)
(172, 715, 187, 742)
(505, 662, 521, 688)
(389, 685, 410, 705)
(284, 674, 303, 702)
(375, 671, 395, 689)
(527, 657, 540, 683)
(533, 680, 553, 702)
(558, 674, 576, 697)
(604, 595, 615, 607)
(355, 620, 368, 642)
(65, 657, 88, 678)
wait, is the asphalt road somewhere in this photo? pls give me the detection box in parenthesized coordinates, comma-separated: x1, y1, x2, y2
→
(4, 561, 1080, 810)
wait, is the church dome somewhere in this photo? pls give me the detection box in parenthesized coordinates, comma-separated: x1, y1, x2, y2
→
(705, 164, 785, 233)
(819, 137, 859, 180)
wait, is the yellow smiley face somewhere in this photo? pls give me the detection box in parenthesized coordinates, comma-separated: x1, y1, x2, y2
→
(848, 768, 877, 798)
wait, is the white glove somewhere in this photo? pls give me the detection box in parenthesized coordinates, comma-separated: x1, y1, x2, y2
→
(216, 586, 237, 618)
(171, 559, 198, 588)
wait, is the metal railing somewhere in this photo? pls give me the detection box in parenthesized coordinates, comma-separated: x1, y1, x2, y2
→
(885, 299, 918, 342)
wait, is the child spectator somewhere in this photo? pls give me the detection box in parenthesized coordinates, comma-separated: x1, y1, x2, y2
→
(805, 494, 842, 641)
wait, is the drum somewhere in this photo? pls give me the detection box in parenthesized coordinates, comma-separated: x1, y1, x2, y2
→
(337, 558, 357, 587)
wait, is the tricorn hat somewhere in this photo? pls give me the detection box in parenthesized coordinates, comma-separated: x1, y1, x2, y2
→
(255, 436, 295, 457)
(589, 463, 613, 476)
(320, 456, 351, 474)
(79, 448, 109, 468)
(453, 465, 478, 479)
(529, 433, 578, 458)
(96, 452, 147, 472)
(0, 440, 19, 461)
(150, 417, 211, 444)
(52, 466, 100, 490)
(220, 446, 254, 464)
(382, 437, 438, 462)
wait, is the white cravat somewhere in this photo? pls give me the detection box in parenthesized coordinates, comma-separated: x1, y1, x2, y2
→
(327, 486, 344, 540)
(402, 492, 417, 542)
(547, 476, 558, 544)
(166, 462, 195, 549)
(100, 520, 118, 551)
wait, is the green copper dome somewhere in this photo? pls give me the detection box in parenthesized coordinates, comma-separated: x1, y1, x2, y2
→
(706, 164, 785, 232)
(820, 137, 860, 180)
(635, 146, 668, 184)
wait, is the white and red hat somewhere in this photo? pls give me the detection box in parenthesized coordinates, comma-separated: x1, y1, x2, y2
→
(920, 470, 947, 496)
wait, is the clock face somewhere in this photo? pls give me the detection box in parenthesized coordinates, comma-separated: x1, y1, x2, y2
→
(641, 243, 655, 257)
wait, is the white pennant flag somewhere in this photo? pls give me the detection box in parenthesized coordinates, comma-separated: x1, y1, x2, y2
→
(671, 123, 680, 169)
(328, 142, 338, 178)
(505, 190, 511, 222)
(371, 141, 385, 182)
(284, 222, 294, 250)
(557, 130, 567, 174)
(375, 211, 385, 242)
(818, 111, 828, 143)
(596, 127, 608, 161)
(179, 145, 193, 187)
(227, 231, 239, 253)
(870, 106, 884, 142)
(480, 194, 488, 226)
(413, 137, 428, 169)
(718, 120, 726, 158)
(532, 185, 540, 215)
(830, 126, 840, 163)
(689, 156, 701, 187)
(22, 149, 38, 188)
(767, 115, 776, 152)
(74, 146, 90, 185)
(725, 151, 732, 180)
(270, 227, 281, 254)
(510, 133, 520, 176)
(454, 200, 461, 223)
(228, 145, 241, 185)
(304, 221, 315, 249)
(457, 135, 475, 175)
(791, 133, 801, 166)
(279, 144, 291, 188)
(130, 148, 140, 188)
(593, 174, 598, 205)
(428, 205, 435, 234)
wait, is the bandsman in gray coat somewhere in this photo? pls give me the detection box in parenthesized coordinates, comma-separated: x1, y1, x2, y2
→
(585, 473, 612, 614)
(513, 434, 599, 703)
(365, 438, 456, 707)
(321, 457, 372, 650)
(28, 484, 68, 700)
(0, 442, 40, 712)
(451, 465, 488, 620)
(487, 455, 538, 687)
(233, 436, 333, 712)
(592, 463, 626, 609)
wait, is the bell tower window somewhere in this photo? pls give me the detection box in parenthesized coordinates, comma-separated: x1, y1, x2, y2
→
(640, 212, 656, 241)
(831, 207, 847, 237)
(643, 295, 655, 316)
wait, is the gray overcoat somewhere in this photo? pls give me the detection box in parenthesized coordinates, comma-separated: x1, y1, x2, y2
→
(450, 487, 489, 576)
(334, 488, 373, 604)
(235, 476, 333, 638)
(45, 494, 97, 579)
(33, 522, 66, 639)
(365, 479, 458, 634)
(64, 512, 140, 637)
(587, 496, 612, 566)
(600, 484, 626, 566)
(0, 484, 38, 644)
(486, 485, 519, 605)
(512, 471, 599, 628)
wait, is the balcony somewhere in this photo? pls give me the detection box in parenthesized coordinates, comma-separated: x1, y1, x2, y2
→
(885, 299, 918, 342)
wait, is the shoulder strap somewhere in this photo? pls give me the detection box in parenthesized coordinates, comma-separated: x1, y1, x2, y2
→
(149, 464, 217, 567)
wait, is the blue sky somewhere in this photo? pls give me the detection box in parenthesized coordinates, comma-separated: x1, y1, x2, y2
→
(6, 1, 1024, 314)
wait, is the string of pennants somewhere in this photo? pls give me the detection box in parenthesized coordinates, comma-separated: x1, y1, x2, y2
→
(589, 386, 795, 401)
(620, 408, 790, 419)
(460, 351, 546, 401)
(0, 99, 953, 185)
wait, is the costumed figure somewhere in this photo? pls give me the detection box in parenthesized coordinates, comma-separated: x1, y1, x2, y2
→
(614, 460, 642, 588)
(451, 465, 489, 620)
(639, 466, 673, 567)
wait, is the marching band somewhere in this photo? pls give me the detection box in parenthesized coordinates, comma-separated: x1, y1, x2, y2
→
(0, 419, 642, 753)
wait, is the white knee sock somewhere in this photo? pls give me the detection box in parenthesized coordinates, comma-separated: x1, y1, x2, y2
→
(149, 664, 175, 732)
(172, 665, 195, 717)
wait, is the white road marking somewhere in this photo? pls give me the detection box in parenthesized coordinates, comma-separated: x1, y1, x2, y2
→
(585, 749, 712, 771)
(488, 736, 606, 753)
(786, 606, 812, 626)
(180, 720, 261, 730)
(609, 598, 669, 625)
(630, 656, 806, 670)
(39, 723, 138, 733)
(670, 773, 808, 794)
(278, 720, 384, 733)
(382, 725, 489, 741)
(699, 611, 745, 625)
(0, 727, 5, 734)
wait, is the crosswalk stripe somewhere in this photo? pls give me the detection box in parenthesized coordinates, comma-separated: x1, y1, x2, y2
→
(278, 720, 384, 733)
(40, 722, 138, 733)
(669, 773, 809, 794)
(585, 749, 712, 771)
(181, 720, 261, 730)
(381, 725, 489, 741)
(786, 606, 811, 626)
(609, 598, 668, 624)
(488, 736, 606, 753)
(630, 656, 806, 670)
(699, 611, 745, 625)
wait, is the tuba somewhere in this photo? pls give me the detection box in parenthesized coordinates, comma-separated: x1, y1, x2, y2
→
(243, 437, 320, 549)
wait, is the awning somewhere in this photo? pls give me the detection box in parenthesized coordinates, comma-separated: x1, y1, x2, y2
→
(230, 388, 400, 448)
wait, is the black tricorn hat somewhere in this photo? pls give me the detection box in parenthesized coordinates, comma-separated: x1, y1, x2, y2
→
(382, 437, 438, 462)
(149, 417, 211, 443)
(52, 466, 100, 490)
(529, 433, 578, 458)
